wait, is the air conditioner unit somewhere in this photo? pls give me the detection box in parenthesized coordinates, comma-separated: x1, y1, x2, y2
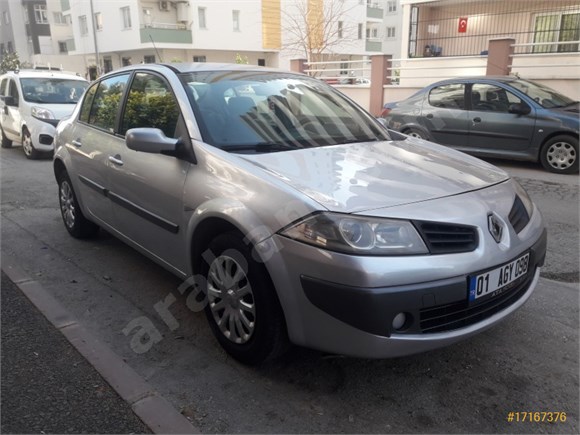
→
(159, 1, 170, 11)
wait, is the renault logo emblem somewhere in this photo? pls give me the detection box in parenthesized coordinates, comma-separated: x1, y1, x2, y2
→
(488, 214, 503, 243)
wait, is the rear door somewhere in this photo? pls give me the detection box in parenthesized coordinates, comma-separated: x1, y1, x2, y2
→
(1, 79, 22, 141)
(67, 73, 130, 224)
(107, 71, 190, 273)
(421, 83, 470, 147)
(467, 83, 536, 153)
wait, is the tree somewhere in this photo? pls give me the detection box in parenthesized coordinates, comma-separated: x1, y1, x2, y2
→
(0, 52, 21, 74)
(282, 0, 357, 67)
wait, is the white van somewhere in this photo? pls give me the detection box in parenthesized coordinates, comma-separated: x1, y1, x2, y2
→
(0, 69, 88, 159)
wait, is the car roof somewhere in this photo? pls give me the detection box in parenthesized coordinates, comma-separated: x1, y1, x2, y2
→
(3, 69, 87, 81)
(110, 62, 298, 76)
(430, 76, 520, 86)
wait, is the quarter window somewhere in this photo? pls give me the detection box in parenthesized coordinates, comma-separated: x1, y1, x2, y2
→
(428, 83, 466, 109)
(79, 82, 98, 123)
(120, 73, 180, 138)
(87, 74, 130, 132)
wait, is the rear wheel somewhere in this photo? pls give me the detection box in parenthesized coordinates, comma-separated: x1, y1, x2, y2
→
(1, 126, 12, 148)
(57, 170, 99, 238)
(22, 128, 41, 160)
(202, 232, 288, 365)
(540, 135, 579, 174)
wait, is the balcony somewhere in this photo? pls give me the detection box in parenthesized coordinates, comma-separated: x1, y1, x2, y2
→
(365, 39, 382, 52)
(140, 24, 192, 44)
(65, 38, 75, 52)
(60, 0, 70, 11)
(366, 5, 383, 20)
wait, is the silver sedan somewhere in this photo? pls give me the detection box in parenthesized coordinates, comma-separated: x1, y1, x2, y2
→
(53, 63, 547, 364)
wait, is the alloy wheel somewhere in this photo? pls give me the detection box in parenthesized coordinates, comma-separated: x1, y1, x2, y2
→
(546, 141, 576, 171)
(207, 255, 256, 344)
(59, 180, 76, 229)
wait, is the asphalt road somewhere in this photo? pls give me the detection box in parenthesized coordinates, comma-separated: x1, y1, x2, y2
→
(1, 144, 578, 434)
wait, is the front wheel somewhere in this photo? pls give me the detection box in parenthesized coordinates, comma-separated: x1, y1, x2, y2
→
(202, 232, 288, 365)
(540, 135, 579, 174)
(404, 128, 428, 140)
(57, 171, 99, 238)
(22, 128, 41, 160)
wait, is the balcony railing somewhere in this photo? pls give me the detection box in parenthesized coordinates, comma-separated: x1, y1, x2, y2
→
(65, 38, 75, 52)
(140, 26, 192, 44)
(365, 39, 382, 52)
(366, 5, 383, 20)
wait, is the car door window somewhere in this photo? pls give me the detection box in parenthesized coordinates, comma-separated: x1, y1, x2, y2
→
(472, 84, 523, 113)
(428, 84, 465, 109)
(120, 72, 180, 138)
(0, 78, 7, 96)
(8, 79, 19, 105)
(87, 74, 130, 133)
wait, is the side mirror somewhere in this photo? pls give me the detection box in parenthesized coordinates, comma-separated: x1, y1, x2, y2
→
(125, 128, 178, 155)
(3, 96, 16, 107)
(508, 102, 531, 116)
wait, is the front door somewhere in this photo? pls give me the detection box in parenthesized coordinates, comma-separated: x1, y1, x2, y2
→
(467, 83, 536, 154)
(1, 79, 22, 141)
(107, 71, 190, 273)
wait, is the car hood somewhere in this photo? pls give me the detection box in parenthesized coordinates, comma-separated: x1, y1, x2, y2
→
(31, 103, 79, 121)
(240, 139, 509, 213)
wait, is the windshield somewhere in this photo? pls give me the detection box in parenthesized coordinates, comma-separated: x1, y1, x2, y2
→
(180, 71, 389, 152)
(20, 77, 88, 104)
(509, 79, 575, 109)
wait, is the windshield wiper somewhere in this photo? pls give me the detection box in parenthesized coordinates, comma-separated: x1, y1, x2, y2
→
(220, 142, 298, 152)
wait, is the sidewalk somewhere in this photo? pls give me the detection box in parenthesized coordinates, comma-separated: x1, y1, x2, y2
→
(1, 263, 198, 435)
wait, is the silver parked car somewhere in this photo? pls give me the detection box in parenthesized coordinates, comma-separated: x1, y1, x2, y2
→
(53, 64, 547, 364)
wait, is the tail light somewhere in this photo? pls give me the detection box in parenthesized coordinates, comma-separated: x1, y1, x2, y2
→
(380, 107, 392, 118)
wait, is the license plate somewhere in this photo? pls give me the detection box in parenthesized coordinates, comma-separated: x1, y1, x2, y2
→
(468, 253, 530, 302)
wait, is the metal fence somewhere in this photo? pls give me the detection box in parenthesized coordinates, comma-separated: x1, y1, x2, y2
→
(409, 0, 579, 57)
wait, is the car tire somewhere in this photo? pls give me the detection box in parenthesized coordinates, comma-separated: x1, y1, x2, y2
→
(202, 232, 288, 365)
(1, 126, 12, 148)
(404, 128, 428, 140)
(57, 170, 99, 238)
(540, 135, 579, 174)
(22, 127, 41, 160)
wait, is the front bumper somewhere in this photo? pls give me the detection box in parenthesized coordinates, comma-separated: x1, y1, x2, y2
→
(27, 117, 58, 151)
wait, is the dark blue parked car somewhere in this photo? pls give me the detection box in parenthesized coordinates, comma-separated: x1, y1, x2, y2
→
(381, 77, 579, 174)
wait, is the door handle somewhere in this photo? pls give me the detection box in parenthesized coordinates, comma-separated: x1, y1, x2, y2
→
(71, 139, 82, 147)
(108, 155, 124, 166)
(472, 117, 482, 123)
(425, 113, 434, 119)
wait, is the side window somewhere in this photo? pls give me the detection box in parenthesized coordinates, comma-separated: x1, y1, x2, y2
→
(78, 82, 98, 123)
(120, 72, 180, 138)
(8, 79, 19, 102)
(0, 78, 7, 96)
(428, 84, 465, 109)
(472, 83, 522, 113)
(87, 74, 130, 133)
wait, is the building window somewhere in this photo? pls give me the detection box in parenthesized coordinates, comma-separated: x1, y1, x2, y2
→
(193, 55, 206, 62)
(358, 23, 363, 39)
(533, 11, 580, 53)
(387, 1, 397, 13)
(232, 10, 240, 31)
(198, 7, 206, 29)
(338, 21, 343, 38)
(121, 6, 131, 30)
(34, 4, 49, 24)
(386, 26, 396, 38)
(79, 15, 88, 35)
(58, 41, 68, 53)
(258, 58, 265, 66)
(103, 57, 113, 73)
(122, 57, 132, 66)
(94, 12, 103, 30)
(3, 11, 10, 24)
(53, 12, 66, 24)
(366, 27, 378, 39)
(144, 55, 155, 63)
(22, 7, 29, 24)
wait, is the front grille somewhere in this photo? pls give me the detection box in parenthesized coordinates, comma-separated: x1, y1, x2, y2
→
(419, 271, 534, 333)
(413, 221, 478, 254)
(509, 195, 530, 233)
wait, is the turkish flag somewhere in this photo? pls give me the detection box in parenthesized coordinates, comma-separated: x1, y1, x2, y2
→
(458, 17, 468, 33)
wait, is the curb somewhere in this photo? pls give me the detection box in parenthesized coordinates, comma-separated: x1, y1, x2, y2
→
(2, 257, 200, 435)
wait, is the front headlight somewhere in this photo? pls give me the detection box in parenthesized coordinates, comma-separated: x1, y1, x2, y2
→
(513, 180, 534, 218)
(31, 106, 55, 120)
(280, 212, 428, 255)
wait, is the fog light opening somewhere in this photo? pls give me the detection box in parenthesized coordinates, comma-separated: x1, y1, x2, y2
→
(392, 312, 408, 331)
